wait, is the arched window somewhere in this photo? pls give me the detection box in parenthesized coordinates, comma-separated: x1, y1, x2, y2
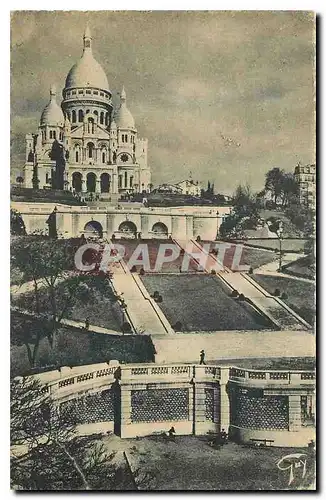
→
(100, 112, 104, 125)
(78, 109, 84, 122)
(88, 118, 94, 134)
(53, 131, 56, 140)
(72, 172, 82, 193)
(124, 171, 128, 188)
(87, 143, 94, 159)
(94, 110, 98, 119)
(72, 110, 76, 123)
(75, 150, 79, 163)
(102, 151, 106, 163)
(130, 176, 133, 188)
(105, 113, 109, 126)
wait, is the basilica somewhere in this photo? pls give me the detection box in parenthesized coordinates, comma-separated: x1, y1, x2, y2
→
(23, 26, 151, 197)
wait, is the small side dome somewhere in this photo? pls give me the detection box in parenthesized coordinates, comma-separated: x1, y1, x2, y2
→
(40, 86, 65, 127)
(116, 86, 135, 129)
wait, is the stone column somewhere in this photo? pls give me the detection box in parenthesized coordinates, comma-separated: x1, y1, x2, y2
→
(288, 394, 302, 431)
(96, 178, 101, 194)
(194, 384, 206, 434)
(112, 173, 118, 194)
(106, 213, 115, 239)
(220, 367, 230, 432)
(120, 385, 132, 438)
(81, 178, 87, 193)
(141, 215, 149, 238)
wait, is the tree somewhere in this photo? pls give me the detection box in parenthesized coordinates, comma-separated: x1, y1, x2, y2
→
(264, 167, 285, 206)
(10, 377, 122, 490)
(11, 237, 87, 347)
(11, 209, 26, 236)
(11, 312, 54, 369)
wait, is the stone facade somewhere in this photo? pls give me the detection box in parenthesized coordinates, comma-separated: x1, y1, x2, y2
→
(23, 27, 151, 196)
(37, 361, 315, 447)
(294, 163, 316, 210)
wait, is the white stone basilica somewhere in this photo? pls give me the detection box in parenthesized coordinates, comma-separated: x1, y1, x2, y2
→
(23, 26, 151, 197)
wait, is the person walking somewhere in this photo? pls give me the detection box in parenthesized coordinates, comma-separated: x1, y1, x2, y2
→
(199, 349, 206, 365)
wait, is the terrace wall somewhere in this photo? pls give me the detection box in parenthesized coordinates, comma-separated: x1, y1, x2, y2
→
(35, 362, 315, 447)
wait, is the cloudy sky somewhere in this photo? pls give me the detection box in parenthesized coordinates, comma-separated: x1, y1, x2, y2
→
(11, 11, 315, 194)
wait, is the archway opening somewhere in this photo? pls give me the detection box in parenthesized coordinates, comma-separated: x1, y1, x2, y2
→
(152, 222, 168, 237)
(118, 220, 137, 238)
(84, 220, 103, 239)
(87, 142, 95, 159)
(100, 173, 111, 193)
(86, 172, 96, 193)
(72, 172, 82, 193)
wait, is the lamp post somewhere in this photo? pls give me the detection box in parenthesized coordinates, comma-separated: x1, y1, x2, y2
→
(276, 221, 284, 272)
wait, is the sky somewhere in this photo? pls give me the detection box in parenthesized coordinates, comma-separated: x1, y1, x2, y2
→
(10, 10, 315, 194)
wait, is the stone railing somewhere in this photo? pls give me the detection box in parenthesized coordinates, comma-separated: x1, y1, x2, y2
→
(228, 366, 316, 387)
(36, 362, 315, 398)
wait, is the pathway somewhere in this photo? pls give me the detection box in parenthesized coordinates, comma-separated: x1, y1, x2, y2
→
(11, 305, 125, 336)
(109, 249, 174, 335)
(152, 330, 315, 364)
(219, 272, 311, 330)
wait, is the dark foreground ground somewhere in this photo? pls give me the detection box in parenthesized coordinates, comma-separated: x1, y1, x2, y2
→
(98, 433, 315, 491)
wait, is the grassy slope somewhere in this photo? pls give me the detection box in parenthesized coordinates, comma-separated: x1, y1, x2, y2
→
(141, 274, 272, 331)
(253, 274, 315, 325)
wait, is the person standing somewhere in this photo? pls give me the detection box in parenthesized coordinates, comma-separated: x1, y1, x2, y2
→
(199, 350, 206, 365)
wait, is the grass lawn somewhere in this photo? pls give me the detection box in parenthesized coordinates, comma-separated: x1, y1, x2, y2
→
(10, 315, 155, 377)
(102, 434, 315, 490)
(11, 275, 121, 332)
(253, 274, 315, 325)
(202, 241, 278, 270)
(229, 238, 307, 253)
(141, 274, 273, 332)
(282, 256, 315, 280)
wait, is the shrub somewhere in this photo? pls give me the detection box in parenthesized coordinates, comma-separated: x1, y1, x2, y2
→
(156, 295, 163, 303)
(238, 293, 245, 301)
(249, 267, 254, 274)
(196, 235, 201, 242)
(152, 291, 160, 299)
(211, 269, 216, 275)
(231, 290, 239, 298)
(274, 288, 281, 297)
(173, 321, 182, 331)
(281, 292, 288, 300)
(139, 268, 145, 276)
(130, 265, 137, 273)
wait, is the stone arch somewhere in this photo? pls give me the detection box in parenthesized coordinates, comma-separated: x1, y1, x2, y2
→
(100, 173, 111, 193)
(72, 172, 82, 193)
(84, 220, 103, 238)
(152, 222, 168, 237)
(86, 172, 96, 192)
(118, 220, 137, 236)
(78, 109, 84, 122)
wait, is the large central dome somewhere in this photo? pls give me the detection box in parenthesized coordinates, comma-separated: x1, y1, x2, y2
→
(65, 26, 109, 91)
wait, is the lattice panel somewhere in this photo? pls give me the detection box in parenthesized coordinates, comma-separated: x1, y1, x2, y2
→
(60, 389, 114, 424)
(205, 389, 215, 422)
(131, 388, 189, 422)
(231, 392, 288, 430)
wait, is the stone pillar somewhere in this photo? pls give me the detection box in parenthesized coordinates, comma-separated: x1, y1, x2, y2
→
(96, 178, 101, 194)
(141, 215, 149, 238)
(106, 213, 115, 238)
(186, 215, 194, 240)
(288, 394, 301, 431)
(220, 367, 230, 432)
(194, 384, 206, 433)
(112, 173, 118, 194)
(81, 178, 87, 193)
(120, 385, 132, 438)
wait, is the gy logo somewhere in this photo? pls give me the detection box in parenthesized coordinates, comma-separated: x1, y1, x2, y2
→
(276, 453, 307, 486)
